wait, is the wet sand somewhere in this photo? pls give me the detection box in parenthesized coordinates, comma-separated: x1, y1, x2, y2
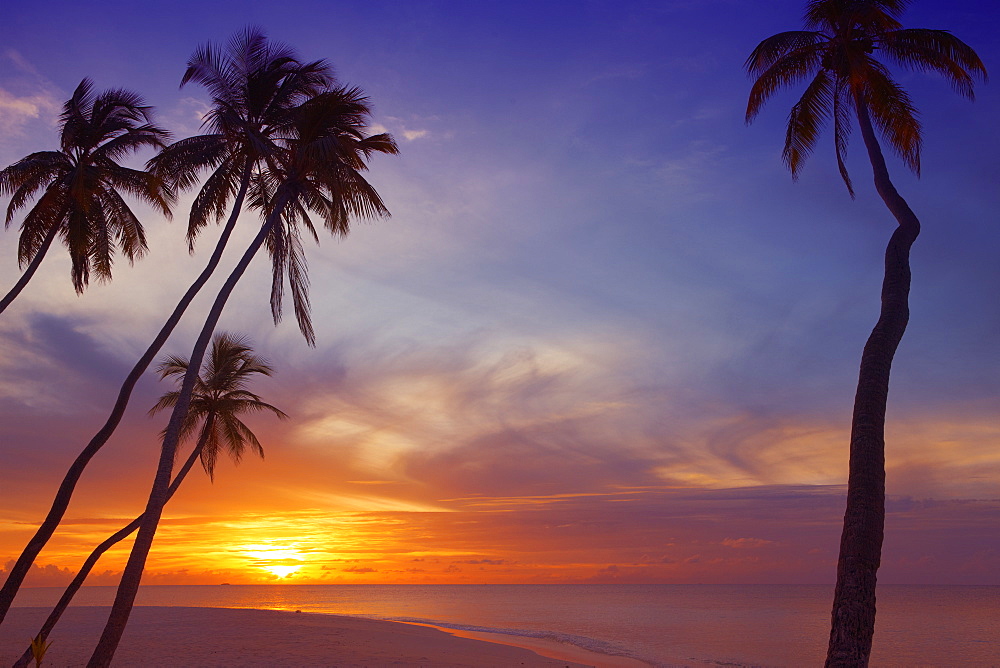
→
(0, 606, 645, 667)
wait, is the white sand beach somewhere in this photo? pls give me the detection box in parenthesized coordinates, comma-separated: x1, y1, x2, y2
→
(0, 606, 648, 667)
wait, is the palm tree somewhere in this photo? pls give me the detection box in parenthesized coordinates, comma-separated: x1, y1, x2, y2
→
(88, 85, 398, 667)
(0, 30, 329, 624)
(149, 27, 331, 254)
(12, 333, 285, 668)
(0, 78, 171, 313)
(745, 1, 985, 664)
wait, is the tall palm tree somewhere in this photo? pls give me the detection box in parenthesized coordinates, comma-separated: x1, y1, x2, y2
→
(12, 332, 285, 668)
(0, 78, 171, 313)
(0, 30, 329, 624)
(745, 1, 985, 664)
(88, 85, 398, 667)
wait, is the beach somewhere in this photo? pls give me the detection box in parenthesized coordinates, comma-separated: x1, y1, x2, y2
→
(0, 606, 646, 667)
(5, 584, 999, 666)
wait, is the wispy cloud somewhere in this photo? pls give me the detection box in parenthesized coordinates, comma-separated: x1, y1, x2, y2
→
(0, 88, 59, 135)
(0, 51, 61, 138)
(402, 128, 429, 141)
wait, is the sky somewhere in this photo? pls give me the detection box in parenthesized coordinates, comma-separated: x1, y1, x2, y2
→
(1, 0, 999, 589)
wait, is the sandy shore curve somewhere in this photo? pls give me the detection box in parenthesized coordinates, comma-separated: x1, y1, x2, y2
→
(0, 606, 646, 667)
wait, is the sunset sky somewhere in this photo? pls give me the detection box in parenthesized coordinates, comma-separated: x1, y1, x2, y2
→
(1, 0, 999, 590)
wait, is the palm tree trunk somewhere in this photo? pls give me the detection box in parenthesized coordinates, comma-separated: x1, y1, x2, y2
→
(87, 194, 290, 667)
(825, 101, 920, 667)
(0, 167, 251, 626)
(0, 219, 61, 316)
(11, 427, 210, 668)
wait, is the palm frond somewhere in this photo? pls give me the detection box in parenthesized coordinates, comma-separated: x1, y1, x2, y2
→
(832, 81, 856, 197)
(17, 188, 65, 266)
(151, 331, 283, 481)
(805, 0, 906, 31)
(100, 164, 173, 217)
(95, 186, 148, 265)
(746, 42, 825, 123)
(2, 153, 72, 225)
(783, 69, 835, 178)
(147, 134, 228, 192)
(745, 31, 826, 76)
(186, 158, 241, 245)
(155, 355, 191, 380)
(861, 58, 921, 174)
(880, 29, 987, 99)
(357, 133, 400, 158)
(93, 124, 170, 163)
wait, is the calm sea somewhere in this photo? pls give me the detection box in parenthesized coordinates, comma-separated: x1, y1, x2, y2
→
(12, 584, 999, 666)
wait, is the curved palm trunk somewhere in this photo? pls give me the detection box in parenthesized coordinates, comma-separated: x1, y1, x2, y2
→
(825, 101, 920, 667)
(0, 168, 251, 626)
(12, 426, 211, 668)
(87, 194, 290, 667)
(0, 219, 62, 316)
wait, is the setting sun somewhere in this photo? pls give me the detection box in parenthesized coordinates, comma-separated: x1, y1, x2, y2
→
(239, 546, 305, 579)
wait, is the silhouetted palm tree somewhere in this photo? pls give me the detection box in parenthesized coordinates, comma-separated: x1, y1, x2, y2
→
(745, 1, 985, 664)
(150, 27, 331, 253)
(13, 333, 285, 668)
(88, 84, 398, 667)
(0, 30, 329, 624)
(0, 78, 171, 313)
(150, 332, 287, 478)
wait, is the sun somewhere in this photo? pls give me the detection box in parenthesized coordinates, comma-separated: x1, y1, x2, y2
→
(240, 545, 305, 579)
(264, 564, 301, 578)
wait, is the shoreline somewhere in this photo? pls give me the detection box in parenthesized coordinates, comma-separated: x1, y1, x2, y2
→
(399, 622, 652, 667)
(0, 606, 649, 667)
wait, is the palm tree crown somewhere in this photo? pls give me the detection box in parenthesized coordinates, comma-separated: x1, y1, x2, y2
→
(745, 0, 986, 195)
(149, 27, 332, 249)
(0, 78, 172, 292)
(150, 332, 287, 479)
(152, 29, 398, 345)
(253, 85, 399, 344)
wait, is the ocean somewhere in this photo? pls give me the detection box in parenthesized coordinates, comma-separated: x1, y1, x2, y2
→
(12, 584, 999, 666)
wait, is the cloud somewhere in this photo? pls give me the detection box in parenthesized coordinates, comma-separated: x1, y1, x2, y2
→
(0, 559, 76, 588)
(0, 51, 61, 136)
(369, 116, 434, 143)
(0, 313, 132, 412)
(0, 88, 59, 135)
(342, 566, 377, 573)
(722, 537, 775, 549)
(402, 129, 429, 141)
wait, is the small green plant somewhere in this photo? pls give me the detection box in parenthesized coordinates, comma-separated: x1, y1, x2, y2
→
(29, 633, 52, 667)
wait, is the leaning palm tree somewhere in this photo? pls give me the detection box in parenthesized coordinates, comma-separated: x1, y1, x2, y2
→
(88, 85, 398, 667)
(0, 30, 329, 624)
(12, 332, 285, 668)
(745, 1, 985, 664)
(0, 78, 171, 313)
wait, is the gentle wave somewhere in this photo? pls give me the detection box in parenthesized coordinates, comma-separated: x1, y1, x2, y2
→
(364, 615, 661, 666)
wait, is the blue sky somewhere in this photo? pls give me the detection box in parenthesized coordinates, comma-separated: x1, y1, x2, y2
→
(1, 0, 999, 585)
